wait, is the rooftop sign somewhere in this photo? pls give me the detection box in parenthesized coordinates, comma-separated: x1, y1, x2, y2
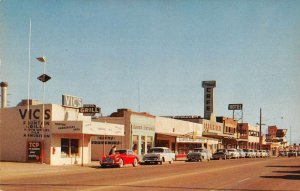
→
(202, 81, 216, 88)
(79, 104, 101, 116)
(228, 104, 243, 110)
(62, 94, 82, 108)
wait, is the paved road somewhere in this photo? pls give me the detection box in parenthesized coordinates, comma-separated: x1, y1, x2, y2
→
(1, 157, 299, 191)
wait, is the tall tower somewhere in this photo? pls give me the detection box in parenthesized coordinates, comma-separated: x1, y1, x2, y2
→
(202, 81, 216, 119)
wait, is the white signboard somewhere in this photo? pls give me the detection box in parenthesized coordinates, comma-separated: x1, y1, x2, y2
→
(51, 121, 124, 136)
(176, 137, 207, 143)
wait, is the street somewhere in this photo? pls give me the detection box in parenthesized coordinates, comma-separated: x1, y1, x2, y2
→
(1, 157, 299, 191)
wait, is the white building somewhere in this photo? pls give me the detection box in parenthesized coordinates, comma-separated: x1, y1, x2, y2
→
(0, 103, 123, 165)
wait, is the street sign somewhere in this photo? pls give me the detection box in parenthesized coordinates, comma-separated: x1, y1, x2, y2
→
(37, 74, 51, 83)
(228, 104, 243, 110)
(79, 104, 101, 116)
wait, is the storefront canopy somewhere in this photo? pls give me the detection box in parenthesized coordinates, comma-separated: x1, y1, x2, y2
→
(51, 121, 124, 136)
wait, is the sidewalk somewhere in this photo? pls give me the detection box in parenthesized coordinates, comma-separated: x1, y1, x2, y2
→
(0, 161, 99, 181)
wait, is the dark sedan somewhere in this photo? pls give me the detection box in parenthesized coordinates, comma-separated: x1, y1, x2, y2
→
(212, 149, 231, 160)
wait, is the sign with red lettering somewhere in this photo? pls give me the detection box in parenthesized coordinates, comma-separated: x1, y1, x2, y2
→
(27, 141, 42, 162)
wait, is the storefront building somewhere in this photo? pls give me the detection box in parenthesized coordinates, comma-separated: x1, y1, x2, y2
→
(264, 125, 288, 156)
(216, 117, 238, 148)
(238, 123, 259, 149)
(170, 116, 222, 153)
(93, 109, 155, 159)
(155, 116, 205, 155)
(0, 102, 123, 165)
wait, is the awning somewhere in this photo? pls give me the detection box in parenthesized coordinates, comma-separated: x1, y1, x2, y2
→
(51, 121, 124, 136)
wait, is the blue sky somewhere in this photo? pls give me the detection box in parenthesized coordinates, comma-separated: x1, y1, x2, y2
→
(1, 0, 300, 143)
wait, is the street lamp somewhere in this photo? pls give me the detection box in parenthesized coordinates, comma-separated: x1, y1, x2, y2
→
(36, 56, 51, 164)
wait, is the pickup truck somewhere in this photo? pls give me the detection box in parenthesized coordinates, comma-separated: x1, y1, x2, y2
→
(142, 147, 176, 165)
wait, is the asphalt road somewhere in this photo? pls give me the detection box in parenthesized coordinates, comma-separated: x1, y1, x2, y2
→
(1, 157, 299, 191)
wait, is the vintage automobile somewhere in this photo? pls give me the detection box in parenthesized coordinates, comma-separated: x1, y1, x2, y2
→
(228, 149, 240, 159)
(288, 150, 298, 157)
(100, 149, 139, 168)
(243, 149, 255, 158)
(254, 150, 262, 158)
(278, 151, 287, 157)
(142, 147, 176, 165)
(237, 149, 246, 158)
(186, 148, 212, 162)
(212, 149, 231, 160)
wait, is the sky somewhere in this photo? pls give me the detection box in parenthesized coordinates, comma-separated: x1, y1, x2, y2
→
(1, 0, 300, 144)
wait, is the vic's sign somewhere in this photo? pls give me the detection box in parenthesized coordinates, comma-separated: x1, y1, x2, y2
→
(62, 94, 82, 108)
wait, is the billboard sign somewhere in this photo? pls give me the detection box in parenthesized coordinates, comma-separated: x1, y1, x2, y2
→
(62, 94, 82, 108)
(228, 104, 243, 110)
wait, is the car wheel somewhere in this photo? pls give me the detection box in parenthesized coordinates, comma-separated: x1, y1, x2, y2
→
(169, 159, 173, 164)
(101, 164, 106, 168)
(133, 158, 138, 167)
(118, 159, 124, 168)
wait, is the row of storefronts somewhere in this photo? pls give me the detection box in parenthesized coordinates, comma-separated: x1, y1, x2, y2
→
(1, 99, 289, 165)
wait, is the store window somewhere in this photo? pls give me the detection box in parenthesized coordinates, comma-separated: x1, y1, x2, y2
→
(147, 136, 153, 153)
(141, 136, 145, 155)
(132, 135, 139, 154)
(61, 138, 79, 157)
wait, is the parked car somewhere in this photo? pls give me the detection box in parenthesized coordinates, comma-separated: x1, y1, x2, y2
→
(288, 150, 298, 157)
(228, 149, 240, 159)
(243, 149, 255, 158)
(100, 149, 139, 168)
(261, 150, 268, 158)
(142, 147, 175, 165)
(278, 151, 288, 157)
(237, 149, 246, 158)
(254, 150, 261, 158)
(212, 149, 231, 160)
(186, 148, 212, 162)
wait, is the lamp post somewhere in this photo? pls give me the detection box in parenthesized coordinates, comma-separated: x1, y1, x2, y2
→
(37, 56, 51, 164)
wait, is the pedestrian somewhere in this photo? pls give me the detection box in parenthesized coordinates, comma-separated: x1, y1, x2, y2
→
(109, 145, 116, 155)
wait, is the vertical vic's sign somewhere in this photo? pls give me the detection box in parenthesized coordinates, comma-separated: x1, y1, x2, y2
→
(62, 95, 82, 108)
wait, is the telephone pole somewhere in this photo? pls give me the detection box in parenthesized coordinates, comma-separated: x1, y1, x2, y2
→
(259, 108, 262, 150)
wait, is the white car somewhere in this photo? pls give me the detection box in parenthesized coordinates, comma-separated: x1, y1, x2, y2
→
(237, 149, 246, 158)
(228, 149, 240, 159)
(143, 147, 176, 165)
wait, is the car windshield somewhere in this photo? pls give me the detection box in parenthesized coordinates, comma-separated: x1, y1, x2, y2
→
(217, 149, 225, 153)
(115, 150, 127, 154)
(149, 148, 164, 153)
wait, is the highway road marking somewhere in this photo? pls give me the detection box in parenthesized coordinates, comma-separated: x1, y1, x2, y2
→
(238, 177, 250, 183)
(82, 160, 272, 191)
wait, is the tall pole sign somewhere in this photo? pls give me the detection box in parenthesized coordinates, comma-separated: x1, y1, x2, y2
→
(36, 56, 51, 164)
(202, 81, 216, 120)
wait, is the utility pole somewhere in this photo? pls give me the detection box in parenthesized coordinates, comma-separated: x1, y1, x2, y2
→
(259, 108, 262, 150)
(290, 126, 292, 145)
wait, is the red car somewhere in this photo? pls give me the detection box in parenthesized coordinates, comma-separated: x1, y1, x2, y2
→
(100, 149, 139, 168)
